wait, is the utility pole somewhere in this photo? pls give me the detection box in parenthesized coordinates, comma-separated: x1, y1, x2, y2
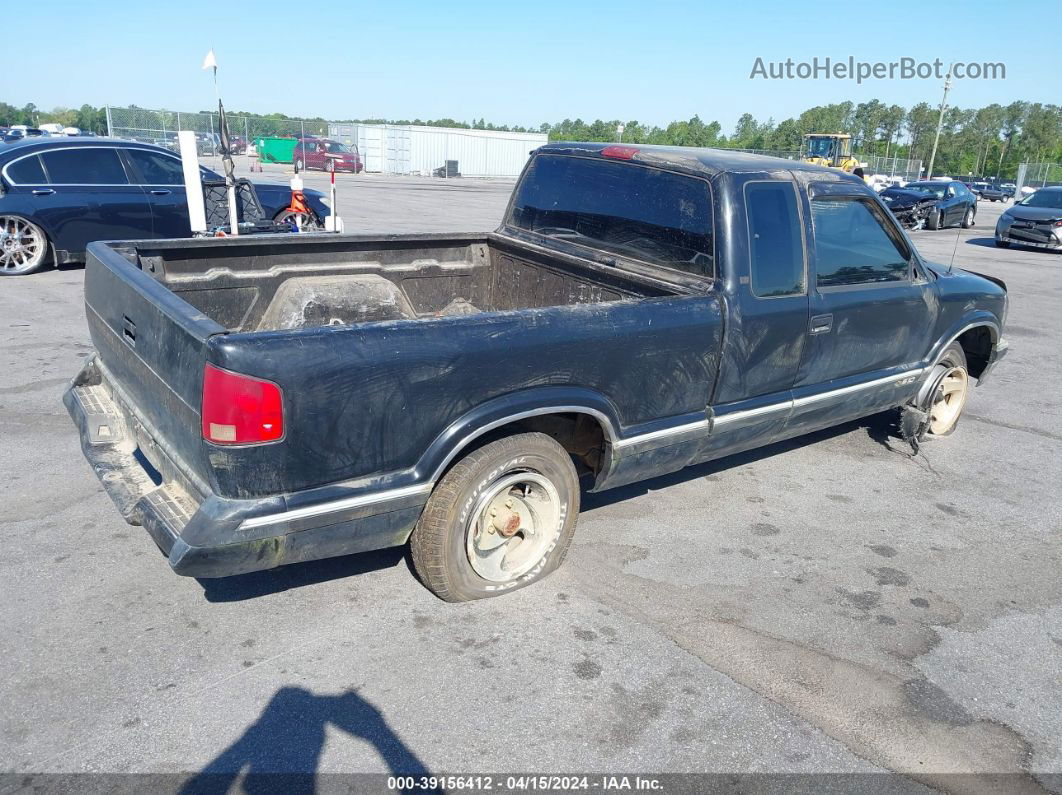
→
(925, 67, 952, 179)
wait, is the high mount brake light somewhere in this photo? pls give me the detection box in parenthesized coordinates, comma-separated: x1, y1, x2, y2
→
(201, 364, 284, 445)
(601, 145, 639, 160)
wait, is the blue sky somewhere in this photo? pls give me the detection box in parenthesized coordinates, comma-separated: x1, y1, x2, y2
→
(11, 0, 1054, 132)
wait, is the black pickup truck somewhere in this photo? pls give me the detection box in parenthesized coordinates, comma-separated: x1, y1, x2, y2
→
(65, 143, 1009, 601)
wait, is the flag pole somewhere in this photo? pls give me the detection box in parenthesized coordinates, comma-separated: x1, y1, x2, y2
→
(204, 49, 240, 236)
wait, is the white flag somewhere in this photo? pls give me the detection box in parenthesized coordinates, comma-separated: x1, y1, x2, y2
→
(202, 49, 218, 70)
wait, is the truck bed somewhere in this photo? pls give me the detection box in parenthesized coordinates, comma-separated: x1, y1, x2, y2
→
(121, 233, 677, 332)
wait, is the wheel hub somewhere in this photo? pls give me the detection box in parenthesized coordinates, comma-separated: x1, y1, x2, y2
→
(466, 472, 561, 583)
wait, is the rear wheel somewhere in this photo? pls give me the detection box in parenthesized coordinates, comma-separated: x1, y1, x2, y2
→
(410, 432, 580, 602)
(0, 215, 49, 275)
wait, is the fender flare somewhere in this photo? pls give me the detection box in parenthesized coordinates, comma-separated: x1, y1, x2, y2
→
(413, 386, 624, 483)
(917, 315, 1000, 405)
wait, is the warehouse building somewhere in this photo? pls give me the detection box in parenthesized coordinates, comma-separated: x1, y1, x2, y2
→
(327, 123, 547, 177)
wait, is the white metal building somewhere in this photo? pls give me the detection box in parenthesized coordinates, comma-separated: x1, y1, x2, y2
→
(327, 123, 547, 177)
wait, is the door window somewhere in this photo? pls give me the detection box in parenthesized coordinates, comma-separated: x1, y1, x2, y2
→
(811, 197, 910, 287)
(126, 149, 185, 185)
(41, 148, 128, 184)
(744, 181, 805, 297)
(5, 154, 47, 184)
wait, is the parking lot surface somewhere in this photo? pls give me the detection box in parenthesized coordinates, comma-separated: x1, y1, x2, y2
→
(1, 180, 1060, 792)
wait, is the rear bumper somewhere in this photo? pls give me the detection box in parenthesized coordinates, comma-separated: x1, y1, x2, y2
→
(64, 356, 427, 578)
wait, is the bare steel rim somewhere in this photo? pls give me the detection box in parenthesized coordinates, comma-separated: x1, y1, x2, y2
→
(928, 365, 969, 434)
(465, 471, 563, 583)
(0, 216, 47, 274)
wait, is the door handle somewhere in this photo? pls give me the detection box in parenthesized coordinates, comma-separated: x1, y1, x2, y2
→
(149, 189, 172, 196)
(810, 314, 833, 334)
(31, 189, 55, 196)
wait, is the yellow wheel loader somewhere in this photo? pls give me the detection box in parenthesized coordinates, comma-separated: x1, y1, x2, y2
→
(801, 134, 866, 178)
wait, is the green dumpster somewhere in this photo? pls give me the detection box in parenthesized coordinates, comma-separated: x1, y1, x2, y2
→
(254, 137, 298, 164)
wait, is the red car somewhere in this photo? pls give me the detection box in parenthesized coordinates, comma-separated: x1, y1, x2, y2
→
(292, 138, 363, 173)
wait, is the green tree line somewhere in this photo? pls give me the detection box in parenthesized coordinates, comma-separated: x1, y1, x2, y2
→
(5, 99, 1060, 179)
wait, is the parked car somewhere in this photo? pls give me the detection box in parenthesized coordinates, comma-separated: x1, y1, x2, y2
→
(971, 182, 1007, 202)
(227, 135, 248, 155)
(1000, 183, 1017, 199)
(292, 138, 363, 173)
(3, 128, 45, 143)
(63, 142, 1009, 601)
(195, 133, 220, 157)
(0, 138, 331, 275)
(995, 186, 1062, 251)
(879, 185, 940, 229)
(897, 181, 978, 230)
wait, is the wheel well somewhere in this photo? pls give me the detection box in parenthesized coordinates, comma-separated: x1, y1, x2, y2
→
(443, 412, 608, 480)
(956, 326, 993, 379)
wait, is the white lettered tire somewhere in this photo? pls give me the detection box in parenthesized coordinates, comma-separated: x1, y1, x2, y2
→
(410, 432, 580, 601)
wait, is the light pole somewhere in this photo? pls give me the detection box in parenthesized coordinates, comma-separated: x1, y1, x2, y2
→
(925, 67, 952, 180)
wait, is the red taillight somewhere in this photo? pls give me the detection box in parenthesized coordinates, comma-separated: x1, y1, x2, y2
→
(201, 364, 284, 445)
(601, 145, 639, 160)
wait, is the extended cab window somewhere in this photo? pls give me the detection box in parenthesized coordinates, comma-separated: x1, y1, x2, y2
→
(509, 154, 713, 276)
(41, 148, 128, 185)
(810, 197, 910, 287)
(745, 181, 805, 297)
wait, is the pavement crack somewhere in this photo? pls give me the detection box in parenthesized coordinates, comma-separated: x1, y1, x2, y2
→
(964, 413, 1062, 444)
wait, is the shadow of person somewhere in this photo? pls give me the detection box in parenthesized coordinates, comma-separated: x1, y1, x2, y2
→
(181, 687, 433, 795)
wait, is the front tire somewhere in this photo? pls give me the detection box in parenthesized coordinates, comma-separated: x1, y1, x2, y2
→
(926, 343, 970, 437)
(0, 215, 50, 275)
(926, 210, 942, 230)
(962, 207, 976, 228)
(410, 432, 580, 602)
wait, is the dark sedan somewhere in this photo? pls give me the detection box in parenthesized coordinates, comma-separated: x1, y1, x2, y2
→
(0, 138, 331, 275)
(879, 186, 940, 229)
(995, 187, 1062, 252)
(893, 180, 978, 231)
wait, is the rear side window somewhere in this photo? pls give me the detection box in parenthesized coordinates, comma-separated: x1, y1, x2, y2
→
(745, 181, 805, 297)
(126, 149, 184, 185)
(509, 154, 713, 276)
(5, 155, 47, 184)
(41, 148, 128, 185)
(811, 197, 910, 287)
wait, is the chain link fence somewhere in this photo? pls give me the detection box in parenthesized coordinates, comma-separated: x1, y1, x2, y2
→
(106, 106, 329, 154)
(710, 148, 922, 181)
(1015, 162, 1062, 194)
(106, 106, 926, 181)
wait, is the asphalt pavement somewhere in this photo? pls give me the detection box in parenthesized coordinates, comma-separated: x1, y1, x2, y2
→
(1, 181, 1059, 793)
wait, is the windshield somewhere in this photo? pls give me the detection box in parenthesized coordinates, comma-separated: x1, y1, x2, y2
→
(1018, 190, 1062, 209)
(805, 137, 837, 158)
(322, 141, 351, 154)
(905, 183, 947, 199)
